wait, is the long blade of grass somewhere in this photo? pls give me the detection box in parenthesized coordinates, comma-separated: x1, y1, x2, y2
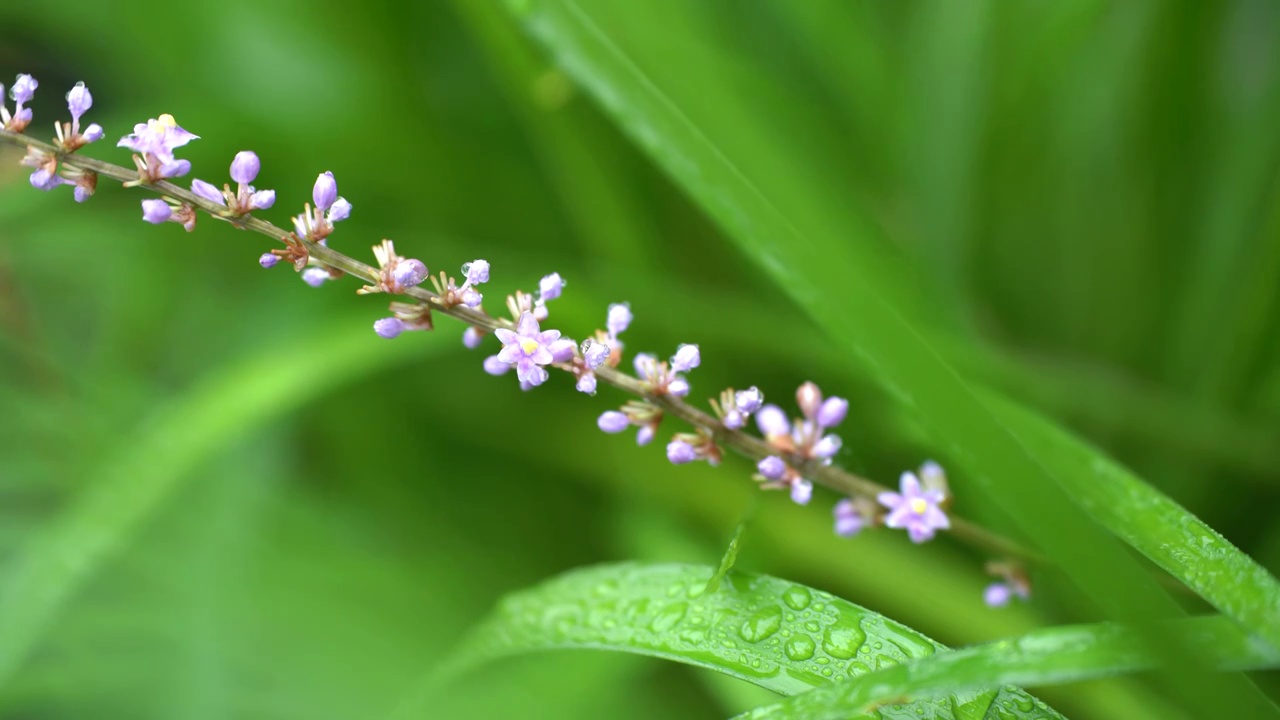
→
(425, 562, 1059, 719)
(736, 615, 1280, 719)
(0, 323, 449, 690)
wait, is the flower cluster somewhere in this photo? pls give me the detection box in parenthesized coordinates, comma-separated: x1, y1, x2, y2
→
(983, 561, 1031, 608)
(119, 114, 198, 183)
(0, 68, 1021, 610)
(291, 172, 351, 243)
(191, 151, 276, 216)
(1, 74, 37, 132)
(9, 76, 103, 202)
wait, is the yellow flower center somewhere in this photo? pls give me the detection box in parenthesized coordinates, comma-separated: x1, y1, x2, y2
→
(157, 114, 178, 128)
(520, 338, 540, 354)
(910, 498, 928, 515)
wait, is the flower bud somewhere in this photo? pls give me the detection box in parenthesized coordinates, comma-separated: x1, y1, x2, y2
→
(312, 171, 337, 211)
(393, 259, 428, 288)
(666, 440, 697, 464)
(796, 381, 823, 419)
(817, 397, 848, 428)
(757, 456, 787, 481)
(191, 179, 226, 206)
(258, 253, 279, 269)
(373, 317, 405, 339)
(483, 355, 510, 375)
(755, 405, 790, 437)
(670, 343, 700, 373)
(230, 151, 260, 184)
(790, 479, 813, 505)
(606, 302, 632, 336)
(598, 411, 630, 433)
(141, 199, 172, 224)
(734, 386, 763, 414)
(462, 327, 483, 349)
(539, 272, 563, 301)
(66, 82, 91, 121)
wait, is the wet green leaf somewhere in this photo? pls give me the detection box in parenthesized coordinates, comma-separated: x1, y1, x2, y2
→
(437, 562, 1061, 719)
(737, 615, 1280, 719)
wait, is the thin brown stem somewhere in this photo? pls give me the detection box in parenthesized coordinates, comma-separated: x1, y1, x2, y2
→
(0, 128, 1042, 564)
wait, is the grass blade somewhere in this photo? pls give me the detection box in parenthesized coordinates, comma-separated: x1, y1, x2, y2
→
(429, 562, 1061, 719)
(0, 324, 448, 689)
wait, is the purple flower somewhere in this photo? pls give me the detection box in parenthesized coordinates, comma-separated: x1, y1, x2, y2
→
(797, 381, 823, 419)
(494, 312, 560, 387)
(598, 411, 630, 433)
(230, 151, 260, 184)
(1, 74, 37, 131)
(671, 343, 700, 373)
(464, 259, 490, 285)
(191, 179, 226, 206)
(756, 404, 790, 437)
(392, 259, 428, 288)
(576, 374, 597, 394)
(539, 272, 564, 301)
(607, 303, 632, 337)
(582, 339, 611, 369)
(259, 253, 279, 269)
(635, 424, 656, 446)
(984, 583, 1013, 608)
(73, 187, 91, 203)
(667, 377, 690, 397)
(483, 355, 510, 375)
(667, 440, 697, 464)
(250, 190, 275, 209)
(374, 317, 405, 339)
(723, 410, 744, 429)
(66, 82, 91, 121)
(302, 267, 330, 287)
(117, 114, 198, 165)
(817, 397, 848, 428)
(790, 479, 813, 505)
(313, 171, 338, 211)
(757, 456, 787, 481)
(548, 338, 576, 364)
(634, 353, 659, 381)
(833, 499, 866, 537)
(735, 387, 764, 414)
(141, 199, 172, 224)
(11, 74, 37, 105)
(812, 434, 841, 459)
(463, 327, 483, 349)
(83, 125, 104, 143)
(29, 167, 65, 191)
(328, 197, 352, 223)
(878, 471, 950, 543)
(461, 288, 483, 308)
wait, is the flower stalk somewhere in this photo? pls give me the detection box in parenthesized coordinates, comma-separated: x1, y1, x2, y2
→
(0, 125, 1038, 567)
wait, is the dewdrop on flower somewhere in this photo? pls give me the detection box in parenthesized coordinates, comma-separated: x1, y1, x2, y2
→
(1, 73, 37, 132)
(189, 151, 276, 216)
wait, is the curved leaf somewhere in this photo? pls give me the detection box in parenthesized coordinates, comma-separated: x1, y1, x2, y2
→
(500, 0, 1280, 667)
(737, 615, 1280, 719)
(0, 323, 448, 688)
(438, 562, 1062, 719)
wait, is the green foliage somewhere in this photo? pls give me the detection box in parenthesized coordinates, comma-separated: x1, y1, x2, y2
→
(439, 562, 1058, 719)
(738, 615, 1280, 720)
(2, 0, 1279, 718)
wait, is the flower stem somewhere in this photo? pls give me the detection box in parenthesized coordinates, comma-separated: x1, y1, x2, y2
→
(0, 128, 1041, 565)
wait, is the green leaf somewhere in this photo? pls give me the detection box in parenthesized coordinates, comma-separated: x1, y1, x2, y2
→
(704, 521, 747, 595)
(499, 0, 1280, 674)
(736, 615, 1280, 720)
(0, 323, 449, 689)
(435, 562, 1061, 719)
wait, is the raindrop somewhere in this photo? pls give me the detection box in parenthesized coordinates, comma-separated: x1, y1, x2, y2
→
(782, 585, 812, 610)
(783, 634, 816, 661)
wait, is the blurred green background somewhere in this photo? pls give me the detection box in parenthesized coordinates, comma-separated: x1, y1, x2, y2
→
(1, 1, 1279, 718)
